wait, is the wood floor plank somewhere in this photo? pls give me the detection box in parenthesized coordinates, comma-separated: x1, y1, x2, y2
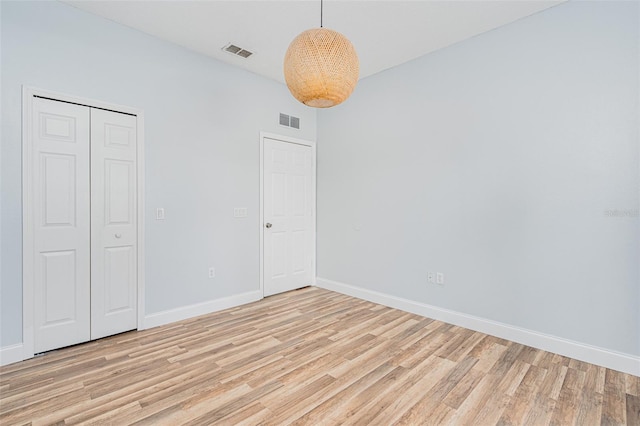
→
(602, 368, 629, 425)
(261, 374, 337, 425)
(539, 362, 569, 401)
(525, 394, 557, 425)
(575, 390, 604, 425)
(628, 374, 640, 397)
(627, 394, 640, 426)
(549, 367, 584, 425)
(467, 360, 530, 425)
(471, 341, 508, 373)
(348, 353, 453, 426)
(497, 364, 548, 426)
(370, 357, 449, 425)
(1, 286, 637, 425)
(395, 356, 477, 425)
(442, 367, 485, 410)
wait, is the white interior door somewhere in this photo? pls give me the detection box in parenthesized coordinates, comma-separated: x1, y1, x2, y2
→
(90, 109, 138, 340)
(32, 97, 91, 353)
(263, 137, 314, 297)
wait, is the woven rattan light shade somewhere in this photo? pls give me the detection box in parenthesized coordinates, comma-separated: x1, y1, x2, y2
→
(284, 28, 359, 108)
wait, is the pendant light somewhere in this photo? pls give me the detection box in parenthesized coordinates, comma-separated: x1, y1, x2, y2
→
(284, 0, 359, 108)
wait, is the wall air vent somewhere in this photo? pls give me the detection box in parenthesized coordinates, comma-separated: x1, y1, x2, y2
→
(223, 43, 253, 59)
(279, 113, 300, 130)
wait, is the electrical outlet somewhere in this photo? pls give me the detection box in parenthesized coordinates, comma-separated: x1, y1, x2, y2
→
(427, 272, 435, 283)
(208, 267, 215, 279)
(156, 208, 165, 220)
(436, 272, 444, 285)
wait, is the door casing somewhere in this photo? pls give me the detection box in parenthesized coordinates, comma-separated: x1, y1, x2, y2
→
(259, 132, 316, 297)
(22, 86, 146, 360)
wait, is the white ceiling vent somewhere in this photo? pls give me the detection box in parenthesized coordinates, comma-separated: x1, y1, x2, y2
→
(279, 113, 300, 130)
(222, 43, 253, 59)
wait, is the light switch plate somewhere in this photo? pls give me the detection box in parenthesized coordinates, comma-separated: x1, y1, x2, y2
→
(234, 207, 248, 218)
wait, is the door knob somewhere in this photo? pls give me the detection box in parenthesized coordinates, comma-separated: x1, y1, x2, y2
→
(265, 223, 272, 228)
(115, 233, 122, 238)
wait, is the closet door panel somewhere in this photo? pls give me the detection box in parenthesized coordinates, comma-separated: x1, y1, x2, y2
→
(90, 109, 138, 340)
(32, 98, 91, 353)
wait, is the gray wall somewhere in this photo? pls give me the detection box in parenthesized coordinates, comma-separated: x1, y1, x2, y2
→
(317, 1, 639, 356)
(0, 1, 316, 347)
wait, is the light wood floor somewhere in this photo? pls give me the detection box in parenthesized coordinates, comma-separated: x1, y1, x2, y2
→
(1, 287, 638, 425)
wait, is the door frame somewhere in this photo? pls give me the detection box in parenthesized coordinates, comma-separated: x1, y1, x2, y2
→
(22, 86, 146, 359)
(259, 132, 316, 297)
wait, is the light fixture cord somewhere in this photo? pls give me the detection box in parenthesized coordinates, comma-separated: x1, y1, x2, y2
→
(320, 0, 323, 27)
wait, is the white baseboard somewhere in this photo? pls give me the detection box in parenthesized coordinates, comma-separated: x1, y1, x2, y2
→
(0, 343, 25, 367)
(316, 277, 640, 376)
(143, 290, 263, 330)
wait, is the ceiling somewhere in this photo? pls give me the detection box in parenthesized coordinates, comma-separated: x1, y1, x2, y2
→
(64, 0, 564, 83)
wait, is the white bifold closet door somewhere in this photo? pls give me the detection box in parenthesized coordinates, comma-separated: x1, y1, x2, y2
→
(32, 98, 91, 353)
(90, 109, 138, 341)
(32, 97, 137, 353)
